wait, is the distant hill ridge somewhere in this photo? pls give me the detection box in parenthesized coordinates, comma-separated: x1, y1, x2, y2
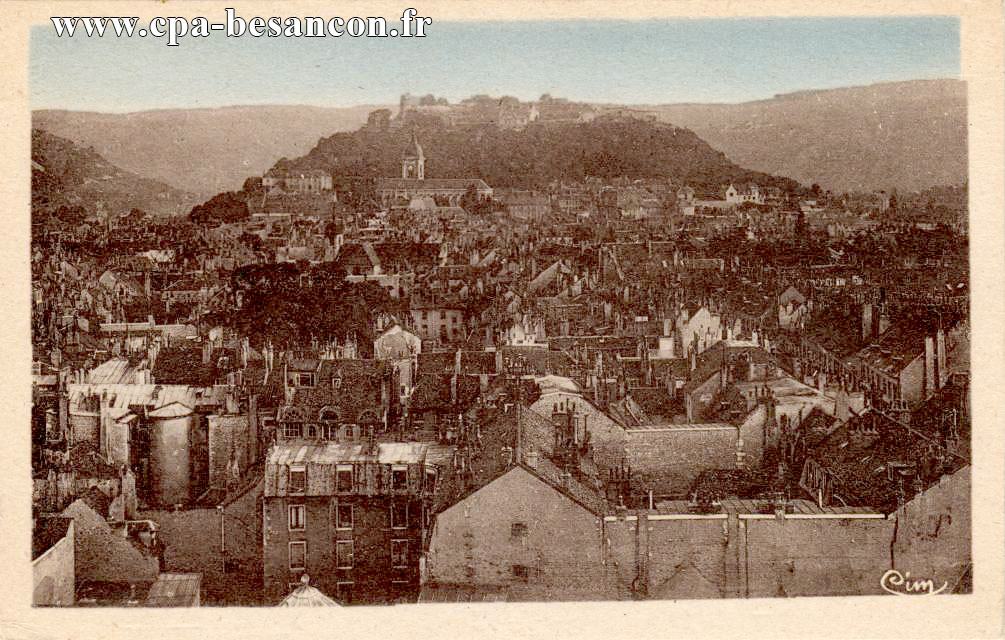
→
(644, 79, 966, 193)
(33, 79, 966, 199)
(31, 128, 198, 219)
(33, 104, 386, 198)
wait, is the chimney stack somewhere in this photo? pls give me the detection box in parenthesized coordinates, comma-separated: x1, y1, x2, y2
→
(524, 450, 538, 469)
(924, 335, 936, 398)
(861, 303, 873, 343)
(936, 329, 947, 389)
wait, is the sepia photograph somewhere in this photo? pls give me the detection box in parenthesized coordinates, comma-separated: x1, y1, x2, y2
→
(5, 0, 1004, 637)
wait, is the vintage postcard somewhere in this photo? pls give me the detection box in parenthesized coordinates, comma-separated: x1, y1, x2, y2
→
(2, 0, 1003, 638)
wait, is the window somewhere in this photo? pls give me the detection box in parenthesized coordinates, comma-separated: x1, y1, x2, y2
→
(335, 504, 353, 530)
(336, 540, 353, 569)
(391, 540, 408, 568)
(320, 423, 337, 441)
(336, 465, 353, 493)
(512, 564, 530, 579)
(289, 541, 306, 570)
(283, 423, 302, 439)
(392, 465, 408, 491)
(295, 372, 316, 387)
(424, 466, 438, 492)
(288, 504, 305, 531)
(391, 502, 408, 530)
(289, 467, 306, 494)
(336, 582, 354, 604)
(511, 522, 527, 538)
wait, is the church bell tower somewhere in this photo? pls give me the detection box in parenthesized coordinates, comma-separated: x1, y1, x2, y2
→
(401, 133, 425, 180)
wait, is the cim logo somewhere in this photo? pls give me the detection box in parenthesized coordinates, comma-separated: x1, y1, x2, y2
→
(880, 569, 948, 596)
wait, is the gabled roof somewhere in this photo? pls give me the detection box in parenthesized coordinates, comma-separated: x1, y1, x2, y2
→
(805, 390, 969, 513)
(778, 285, 806, 306)
(147, 401, 194, 418)
(61, 499, 158, 584)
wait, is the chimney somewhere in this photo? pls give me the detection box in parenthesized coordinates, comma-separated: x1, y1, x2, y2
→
(524, 450, 538, 469)
(924, 335, 936, 398)
(861, 303, 873, 343)
(878, 310, 890, 336)
(936, 329, 947, 389)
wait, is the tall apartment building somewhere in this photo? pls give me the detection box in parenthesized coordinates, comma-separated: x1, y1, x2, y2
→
(262, 439, 449, 604)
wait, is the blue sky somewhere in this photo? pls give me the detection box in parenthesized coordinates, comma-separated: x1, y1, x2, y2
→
(30, 16, 960, 112)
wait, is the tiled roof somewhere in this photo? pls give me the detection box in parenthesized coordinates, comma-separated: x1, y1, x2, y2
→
(417, 351, 456, 375)
(62, 499, 158, 584)
(525, 455, 607, 516)
(498, 345, 575, 376)
(805, 392, 969, 513)
(151, 346, 221, 386)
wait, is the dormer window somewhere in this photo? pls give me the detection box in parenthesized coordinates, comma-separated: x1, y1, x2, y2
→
(294, 372, 316, 388)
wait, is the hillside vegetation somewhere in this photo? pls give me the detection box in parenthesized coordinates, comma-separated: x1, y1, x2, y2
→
(648, 79, 966, 193)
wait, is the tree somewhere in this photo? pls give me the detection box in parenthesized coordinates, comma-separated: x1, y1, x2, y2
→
(189, 192, 250, 225)
(242, 176, 264, 195)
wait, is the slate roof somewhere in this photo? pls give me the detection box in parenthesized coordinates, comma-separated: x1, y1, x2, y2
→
(145, 573, 202, 607)
(851, 313, 962, 377)
(409, 374, 481, 413)
(627, 386, 683, 422)
(280, 359, 393, 423)
(689, 469, 773, 504)
(88, 358, 146, 385)
(804, 389, 969, 513)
